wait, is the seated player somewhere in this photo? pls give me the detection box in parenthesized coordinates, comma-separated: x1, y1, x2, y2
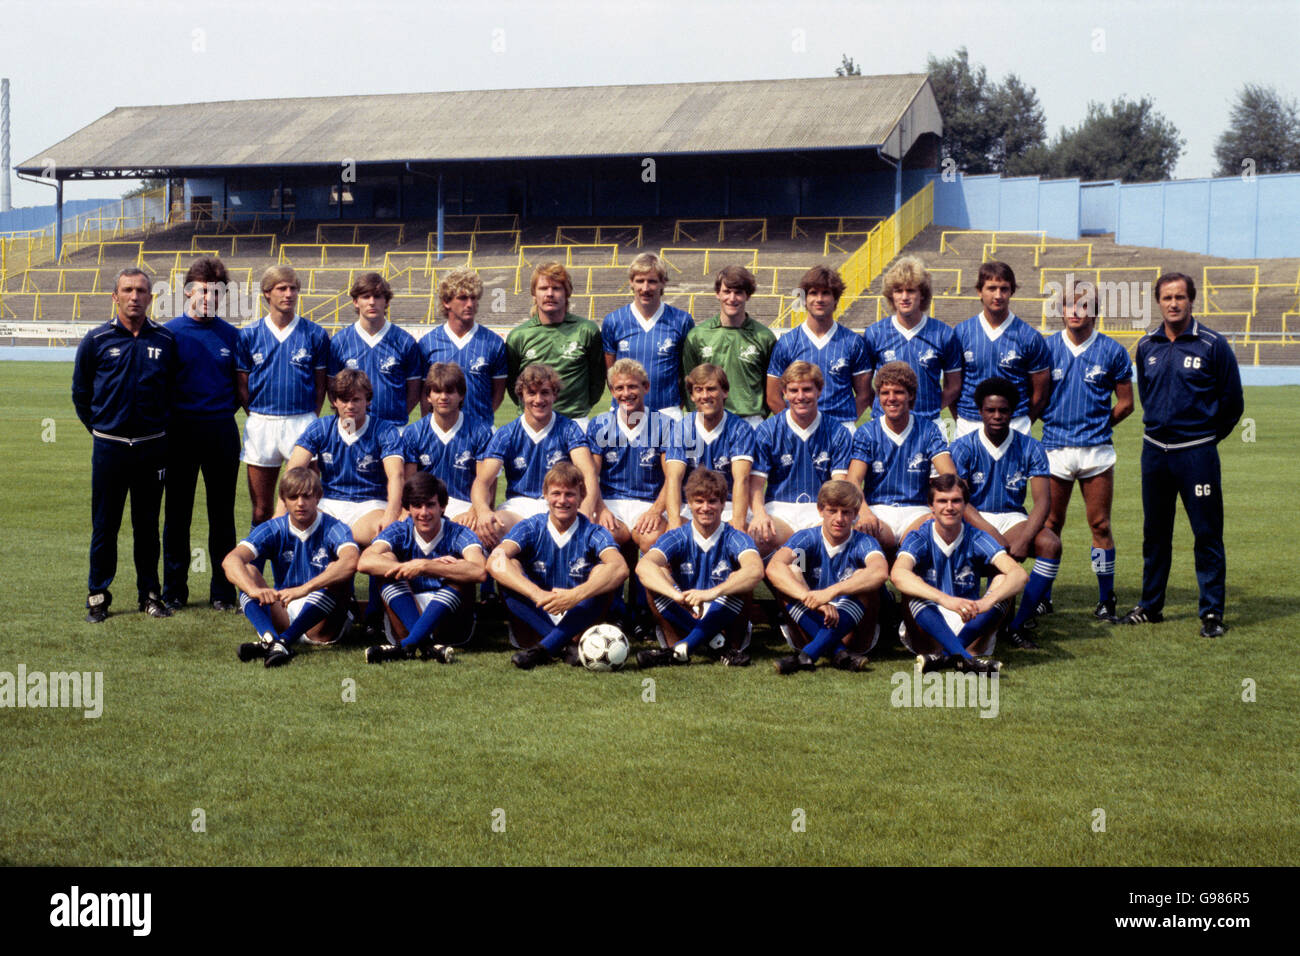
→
(223, 467, 359, 667)
(949, 376, 1059, 648)
(487, 463, 629, 669)
(845, 361, 955, 551)
(765, 265, 871, 429)
(467, 363, 600, 549)
(328, 272, 423, 428)
(748, 361, 853, 555)
(634, 469, 763, 668)
(1040, 282, 1135, 622)
(891, 475, 1028, 674)
(357, 473, 487, 664)
(402, 363, 494, 522)
(283, 369, 404, 548)
(419, 267, 507, 428)
(767, 479, 889, 674)
(664, 363, 755, 532)
(601, 252, 694, 421)
(864, 255, 963, 437)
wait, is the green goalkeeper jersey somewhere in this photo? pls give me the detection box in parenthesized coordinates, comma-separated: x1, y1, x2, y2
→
(681, 313, 777, 418)
(505, 313, 606, 420)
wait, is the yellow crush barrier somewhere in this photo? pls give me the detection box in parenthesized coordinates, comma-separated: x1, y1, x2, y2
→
(980, 241, 1092, 268)
(554, 225, 644, 248)
(832, 182, 933, 327)
(823, 230, 874, 257)
(382, 250, 474, 278)
(191, 233, 278, 257)
(8, 269, 101, 294)
(278, 244, 371, 268)
(793, 216, 883, 239)
(1038, 267, 1162, 294)
(140, 249, 220, 274)
(657, 248, 759, 278)
(514, 244, 620, 293)
(673, 218, 767, 243)
(940, 229, 1045, 255)
(92, 241, 145, 266)
(315, 223, 407, 246)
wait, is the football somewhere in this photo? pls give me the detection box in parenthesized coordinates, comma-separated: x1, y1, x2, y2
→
(577, 624, 630, 672)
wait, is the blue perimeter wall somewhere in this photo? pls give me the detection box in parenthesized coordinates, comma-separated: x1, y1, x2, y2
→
(931, 171, 1300, 258)
(0, 198, 122, 233)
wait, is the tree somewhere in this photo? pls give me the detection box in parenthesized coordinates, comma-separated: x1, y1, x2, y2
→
(1023, 97, 1184, 183)
(835, 54, 861, 77)
(1213, 83, 1300, 177)
(925, 47, 1045, 174)
(122, 178, 164, 198)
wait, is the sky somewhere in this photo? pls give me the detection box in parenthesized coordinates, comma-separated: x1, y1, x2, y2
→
(2, 0, 1296, 208)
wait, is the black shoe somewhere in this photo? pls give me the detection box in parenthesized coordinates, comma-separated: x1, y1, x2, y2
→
(1004, 628, 1039, 650)
(914, 653, 949, 674)
(1199, 613, 1228, 639)
(417, 642, 456, 663)
(1093, 597, 1119, 624)
(955, 655, 1002, 674)
(210, 599, 237, 612)
(1119, 605, 1163, 625)
(774, 652, 817, 675)
(512, 646, 552, 670)
(264, 641, 293, 668)
(1032, 598, 1054, 618)
(718, 648, 750, 667)
(559, 643, 583, 667)
(366, 643, 413, 664)
(163, 597, 185, 613)
(238, 639, 271, 663)
(831, 648, 872, 671)
(85, 593, 109, 624)
(140, 593, 173, 618)
(637, 647, 679, 669)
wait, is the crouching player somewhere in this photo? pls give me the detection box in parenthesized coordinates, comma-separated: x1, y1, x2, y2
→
(766, 480, 888, 674)
(634, 469, 763, 668)
(357, 473, 486, 664)
(488, 463, 629, 669)
(891, 475, 1027, 674)
(223, 468, 358, 667)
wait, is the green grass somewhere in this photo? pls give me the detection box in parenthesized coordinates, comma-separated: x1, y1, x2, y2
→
(1, 364, 1297, 866)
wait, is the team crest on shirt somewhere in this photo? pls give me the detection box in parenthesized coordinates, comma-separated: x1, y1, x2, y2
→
(532, 560, 548, 575)
(998, 348, 1021, 368)
(545, 450, 564, 467)
(1084, 364, 1105, 383)
(321, 452, 334, 464)
(562, 342, 581, 358)
(356, 454, 377, 472)
(1148, 356, 1157, 365)
(715, 455, 730, 469)
(883, 349, 897, 362)
(346, 358, 360, 369)
(280, 549, 294, 565)
(813, 451, 830, 471)
(290, 347, 311, 367)
(252, 351, 265, 365)
(1005, 470, 1027, 491)
(658, 338, 676, 354)
(619, 339, 631, 351)
(873, 461, 885, 473)
(419, 453, 433, 466)
(470, 356, 487, 372)
(1052, 367, 1064, 380)
(829, 358, 848, 374)
(712, 559, 732, 580)
(310, 546, 330, 569)
(740, 345, 760, 363)
(700, 346, 715, 359)
(954, 565, 975, 589)
(924, 568, 938, 584)
(512, 456, 527, 469)
(972, 471, 986, 485)
(680, 560, 695, 576)
(838, 567, 855, 583)
(569, 555, 590, 577)
(605, 449, 619, 464)
(525, 348, 539, 359)
(454, 450, 473, 470)
(780, 453, 794, 467)
(638, 448, 656, 467)
(917, 347, 937, 366)
(907, 453, 926, 472)
(380, 356, 400, 373)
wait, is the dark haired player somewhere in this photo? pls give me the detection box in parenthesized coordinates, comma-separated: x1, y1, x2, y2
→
(402, 363, 494, 522)
(358, 473, 486, 664)
(1122, 273, 1242, 638)
(328, 272, 423, 428)
(681, 265, 776, 425)
(892, 475, 1027, 674)
(953, 261, 1050, 438)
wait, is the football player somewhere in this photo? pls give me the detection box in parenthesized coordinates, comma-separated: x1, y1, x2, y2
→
(634, 469, 762, 668)
(663, 363, 755, 532)
(681, 265, 776, 425)
(328, 272, 423, 428)
(357, 473, 486, 664)
(419, 267, 507, 428)
(891, 474, 1027, 674)
(402, 363, 493, 522)
(223, 467, 359, 667)
(488, 463, 629, 669)
(767, 480, 889, 675)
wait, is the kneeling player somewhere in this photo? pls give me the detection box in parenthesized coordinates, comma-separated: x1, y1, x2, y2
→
(950, 376, 1059, 648)
(634, 469, 762, 668)
(487, 463, 629, 669)
(891, 475, 1028, 674)
(223, 467, 359, 667)
(766, 480, 888, 674)
(357, 473, 487, 664)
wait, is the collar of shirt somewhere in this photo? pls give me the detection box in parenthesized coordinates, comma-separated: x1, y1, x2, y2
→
(785, 409, 823, 441)
(354, 320, 391, 348)
(692, 521, 725, 552)
(931, 521, 965, 557)
(443, 322, 477, 349)
(414, 521, 446, 554)
(891, 314, 928, 340)
(288, 512, 323, 542)
(800, 320, 838, 350)
(337, 415, 372, 446)
(522, 413, 557, 443)
(265, 315, 301, 343)
(822, 531, 850, 558)
(883, 413, 915, 446)
(633, 302, 664, 332)
(1064, 328, 1098, 358)
(432, 412, 464, 443)
(978, 427, 1014, 461)
(978, 312, 1018, 342)
(547, 515, 580, 548)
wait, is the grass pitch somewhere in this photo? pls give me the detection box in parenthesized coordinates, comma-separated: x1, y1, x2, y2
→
(1, 363, 1296, 866)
